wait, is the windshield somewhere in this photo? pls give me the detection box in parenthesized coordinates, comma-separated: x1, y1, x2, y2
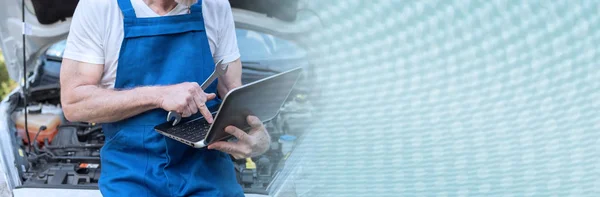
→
(45, 40, 67, 60)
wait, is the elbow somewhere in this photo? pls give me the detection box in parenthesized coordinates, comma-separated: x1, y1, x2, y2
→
(61, 96, 89, 122)
(61, 89, 90, 122)
(61, 95, 80, 122)
(62, 104, 84, 122)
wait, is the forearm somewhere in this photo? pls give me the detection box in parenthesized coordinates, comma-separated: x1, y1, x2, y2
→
(218, 59, 243, 97)
(62, 85, 162, 123)
(218, 81, 240, 98)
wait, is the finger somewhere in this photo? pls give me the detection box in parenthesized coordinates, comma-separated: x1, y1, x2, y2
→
(208, 142, 251, 159)
(231, 153, 246, 160)
(185, 104, 195, 117)
(224, 126, 248, 141)
(205, 93, 217, 101)
(173, 101, 185, 115)
(207, 141, 245, 155)
(193, 93, 213, 124)
(247, 116, 264, 135)
(187, 101, 198, 115)
(198, 104, 213, 124)
(247, 116, 263, 129)
(181, 109, 191, 117)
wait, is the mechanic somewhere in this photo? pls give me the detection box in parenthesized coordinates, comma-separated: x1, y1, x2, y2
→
(59, 0, 270, 196)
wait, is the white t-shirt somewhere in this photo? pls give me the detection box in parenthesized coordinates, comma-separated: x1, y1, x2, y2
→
(63, 0, 240, 89)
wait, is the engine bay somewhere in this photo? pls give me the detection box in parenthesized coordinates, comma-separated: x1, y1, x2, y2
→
(17, 115, 103, 188)
(7, 55, 312, 194)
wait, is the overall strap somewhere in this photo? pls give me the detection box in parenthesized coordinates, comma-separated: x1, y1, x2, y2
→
(190, 0, 203, 15)
(117, 0, 137, 19)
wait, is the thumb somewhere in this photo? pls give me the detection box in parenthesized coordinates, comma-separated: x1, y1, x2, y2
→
(206, 93, 217, 100)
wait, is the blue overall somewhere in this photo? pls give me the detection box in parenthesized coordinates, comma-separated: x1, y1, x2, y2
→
(99, 0, 243, 196)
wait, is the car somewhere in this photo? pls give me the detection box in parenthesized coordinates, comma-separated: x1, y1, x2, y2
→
(0, 0, 318, 196)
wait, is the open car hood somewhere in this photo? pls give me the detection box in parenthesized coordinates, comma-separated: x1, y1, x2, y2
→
(0, 0, 71, 82)
(0, 0, 318, 81)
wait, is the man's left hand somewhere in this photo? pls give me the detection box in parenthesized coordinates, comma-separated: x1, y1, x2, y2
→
(207, 115, 270, 159)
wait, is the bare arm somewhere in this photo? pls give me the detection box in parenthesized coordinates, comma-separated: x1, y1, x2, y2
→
(217, 58, 243, 97)
(60, 58, 215, 123)
(60, 59, 160, 122)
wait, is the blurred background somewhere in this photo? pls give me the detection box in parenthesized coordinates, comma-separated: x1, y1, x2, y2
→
(0, 50, 14, 196)
(0, 51, 17, 98)
(277, 0, 600, 196)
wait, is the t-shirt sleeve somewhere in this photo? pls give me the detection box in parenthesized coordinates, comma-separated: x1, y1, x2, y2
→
(63, 0, 105, 64)
(213, 1, 241, 64)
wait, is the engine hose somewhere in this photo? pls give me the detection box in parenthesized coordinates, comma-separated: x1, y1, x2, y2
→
(32, 126, 47, 154)
(27, 152, 54, 162)
(42, 139, 57, 157)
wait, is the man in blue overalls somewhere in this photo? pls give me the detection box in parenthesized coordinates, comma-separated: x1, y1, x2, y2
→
(60, 0, 270, 196)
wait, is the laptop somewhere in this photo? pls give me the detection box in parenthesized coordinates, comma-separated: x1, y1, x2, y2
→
(154, 67, 302, 148)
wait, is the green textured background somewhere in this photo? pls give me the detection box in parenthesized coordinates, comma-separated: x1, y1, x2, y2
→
(278, 0, 600, 196)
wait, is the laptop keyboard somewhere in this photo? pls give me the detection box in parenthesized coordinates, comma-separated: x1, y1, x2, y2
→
(163, 119, 211, 142)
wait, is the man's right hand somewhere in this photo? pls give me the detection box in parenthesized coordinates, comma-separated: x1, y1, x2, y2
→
(158, 82, 216, 123)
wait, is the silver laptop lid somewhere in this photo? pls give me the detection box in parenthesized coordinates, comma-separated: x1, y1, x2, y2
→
(204, 67, 303, 144)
